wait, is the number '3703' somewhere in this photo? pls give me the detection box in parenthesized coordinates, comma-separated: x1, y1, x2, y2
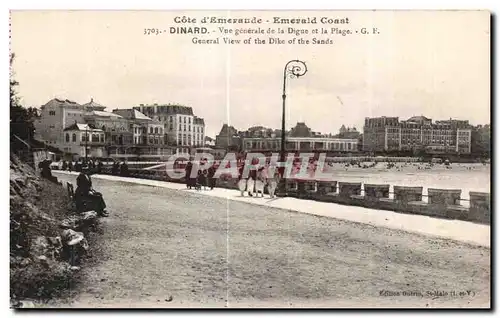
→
(144, 28, 160, 35)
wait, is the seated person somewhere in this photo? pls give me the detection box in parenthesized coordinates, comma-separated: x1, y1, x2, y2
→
(74, 171, 108, 216)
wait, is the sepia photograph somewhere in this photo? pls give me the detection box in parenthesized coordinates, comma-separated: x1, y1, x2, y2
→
(9, 10, 491, 309)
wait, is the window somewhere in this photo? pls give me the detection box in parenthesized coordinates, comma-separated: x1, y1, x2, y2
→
(72, 133, 76, 142)
(154, 127, 158, 134)
(100, 134, 104, 142)
(150, 127, 153, 134)
(49, 111, 56, 116)
(65, 133, 70, 142)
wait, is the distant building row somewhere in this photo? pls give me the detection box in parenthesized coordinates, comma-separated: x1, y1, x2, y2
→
(362, 116, 489, 155)
(215, 122, 361, 153)
(34, 99, 207, 160)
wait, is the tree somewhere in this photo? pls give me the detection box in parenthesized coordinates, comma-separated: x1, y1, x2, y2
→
(10, 53, 35, 142)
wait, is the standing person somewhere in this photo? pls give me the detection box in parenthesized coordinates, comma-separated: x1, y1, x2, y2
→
(97, 160, 103, 174)
(237, 163, 247, 196)
(198, 169, 208, 190)
(267, 168, 280, 199)
(111, 161, 119, 175)
(185, 161, 193, 189)
(120, 161, 129, 177)
(68, 160, 73, 172)
(247, 166, 256, 197)
(255, 166, 266, 198)
(62, 160, 67, 171)
(207, 165, 216, 190)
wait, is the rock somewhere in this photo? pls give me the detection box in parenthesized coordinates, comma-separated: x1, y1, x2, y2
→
(81, 211, 97, 220)
(20, 258, 32, 267)
(30, 236, 50, 257)
(61, 229, 88, 249)
(70, 266, 81, 272)
(60, 217, 78, 230)
(47, 236, 62, 248)
(61, 230, 89, 265)
(165, 296, 173, 302)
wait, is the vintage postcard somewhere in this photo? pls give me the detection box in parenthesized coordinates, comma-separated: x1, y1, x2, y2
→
(9, 10, 490, 309)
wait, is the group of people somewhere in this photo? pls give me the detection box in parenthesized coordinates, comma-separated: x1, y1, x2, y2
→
(182, 159, 282, 198)
(61, 159, 104, 173)
(111, 161, 129, 177)
(237, 164, 281, 198)
(184, 161, 216, 190)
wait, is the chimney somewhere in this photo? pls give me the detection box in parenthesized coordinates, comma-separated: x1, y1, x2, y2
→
(154, 103, 158, 113)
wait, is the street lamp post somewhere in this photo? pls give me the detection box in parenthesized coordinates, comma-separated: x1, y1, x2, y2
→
(280, 60, 308, 163)
(278, 60, 307, 196)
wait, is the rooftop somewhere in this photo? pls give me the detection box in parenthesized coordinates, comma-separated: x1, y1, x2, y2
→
(112, 109, 152, 121)
(86, 110, 123, 118)
(63, 123, 104, 132)
(134, 104, 194, 115)
(82, 98, 106, 111)
(194, 116, 205, 125)
(289, 122, 313, 138)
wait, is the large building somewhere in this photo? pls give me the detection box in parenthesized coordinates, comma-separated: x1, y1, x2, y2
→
(34, 98, 105, 148)
(111, 109, 170, 158)
(133, 104, 205, 154)
(363, 116, 472, 154)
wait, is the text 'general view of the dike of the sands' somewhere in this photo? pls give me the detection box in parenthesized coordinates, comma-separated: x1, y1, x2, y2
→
(143, 16, 381, 45)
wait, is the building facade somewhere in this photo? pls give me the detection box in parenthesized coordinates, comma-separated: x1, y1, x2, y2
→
(34, 98, 105, 148)
(112, 108, 171, 158)
(133, 104, 205, 154)
(62, 123, 106, 158)
(363, 116, 472, 154)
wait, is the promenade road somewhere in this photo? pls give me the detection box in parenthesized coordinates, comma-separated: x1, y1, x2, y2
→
(49, 171, 490, 308)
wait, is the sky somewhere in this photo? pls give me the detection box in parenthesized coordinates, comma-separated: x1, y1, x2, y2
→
(10, 10, 490, 138)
